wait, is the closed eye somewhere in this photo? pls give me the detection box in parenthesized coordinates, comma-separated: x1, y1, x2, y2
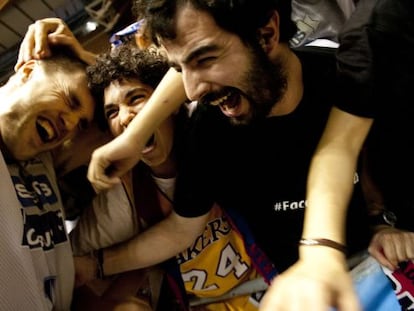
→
(67, 93, 81, 110)
(197, 56, 216, 66)
(130, 94, 146, 105)
(105, 107, 119, 120)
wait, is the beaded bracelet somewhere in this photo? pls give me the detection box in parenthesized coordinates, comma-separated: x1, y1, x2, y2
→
(299, 238, 347, 254)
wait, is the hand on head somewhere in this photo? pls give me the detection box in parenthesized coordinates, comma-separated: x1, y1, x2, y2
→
(15, 17, 96, 71)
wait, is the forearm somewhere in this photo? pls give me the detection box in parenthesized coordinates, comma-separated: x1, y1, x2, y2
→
(302, 108, 373, 256)
(102, 211, 208, 275)
(303, 148, 356, 244)
(122, 68, 186, 150)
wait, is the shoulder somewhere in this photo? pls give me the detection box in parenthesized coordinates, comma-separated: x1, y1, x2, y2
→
(295, 46, 337, 80)
(294, 47, 338, 104)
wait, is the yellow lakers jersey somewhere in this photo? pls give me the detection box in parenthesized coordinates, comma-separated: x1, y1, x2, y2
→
(177, 203, 264, 310)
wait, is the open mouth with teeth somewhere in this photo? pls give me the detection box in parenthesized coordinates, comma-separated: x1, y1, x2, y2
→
(210, 91, 240, 110)
(208, 90, 245, 120)
(36, 117, 57, 143)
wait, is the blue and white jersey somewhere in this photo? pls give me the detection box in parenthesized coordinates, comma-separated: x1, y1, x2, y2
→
(1, 152, 74, 310)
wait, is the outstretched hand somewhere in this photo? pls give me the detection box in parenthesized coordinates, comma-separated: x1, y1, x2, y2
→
(15, 17, 96, 70)
(260, 250, 361, 311)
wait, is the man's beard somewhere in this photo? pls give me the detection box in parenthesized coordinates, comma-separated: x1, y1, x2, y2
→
(237, 44, 287, 125)
(199, 44, 287, 126)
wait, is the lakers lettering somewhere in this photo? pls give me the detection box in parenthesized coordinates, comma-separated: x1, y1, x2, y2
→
(177, 216, 231, 264)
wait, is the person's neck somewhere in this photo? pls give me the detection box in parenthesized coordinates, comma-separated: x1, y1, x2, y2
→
(269, 46, 303, 117)
(150, 156, 177, 179)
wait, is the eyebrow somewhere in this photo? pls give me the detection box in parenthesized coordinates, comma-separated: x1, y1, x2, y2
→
(104, 103, 117, 111)
(125, 87, 145, 99)
(181, 44, 220, 65)
(68, 92, 81, 109)
(104, 86, 148, 108)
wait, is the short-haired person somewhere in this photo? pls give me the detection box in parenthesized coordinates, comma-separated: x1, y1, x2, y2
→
(0, 47, 95, 309)
(7, 17, 188, 310)
(86, 1, 372, 310)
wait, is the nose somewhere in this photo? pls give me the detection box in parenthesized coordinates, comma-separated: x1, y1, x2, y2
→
(118, 106, 136, 129)
(182, 69, 211, 102)
(60, 112, 80, 133)
(60, 110, 92, 136)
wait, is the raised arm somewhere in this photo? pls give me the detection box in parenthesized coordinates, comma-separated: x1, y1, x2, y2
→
(87, 67, 186, 192)
(302, 108, 372, 250)
(260, 107, 373, 311)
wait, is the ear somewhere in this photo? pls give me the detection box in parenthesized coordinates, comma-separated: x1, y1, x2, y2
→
(15, 59, 37, 84)
(257, 11, 280, 54)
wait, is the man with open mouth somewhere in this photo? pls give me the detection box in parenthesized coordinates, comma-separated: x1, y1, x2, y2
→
(86, 1, 373, 310)
(0, 42, 98, 309)
(68, 39, 273, 309)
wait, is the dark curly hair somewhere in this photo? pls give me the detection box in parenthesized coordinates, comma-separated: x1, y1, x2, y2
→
(87, 45, 170, 129)
(133, 0, 296, 46)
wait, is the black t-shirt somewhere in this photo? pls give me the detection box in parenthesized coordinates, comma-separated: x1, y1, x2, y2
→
(175, 49, 371, 272)
(336, 0, 414, 230)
